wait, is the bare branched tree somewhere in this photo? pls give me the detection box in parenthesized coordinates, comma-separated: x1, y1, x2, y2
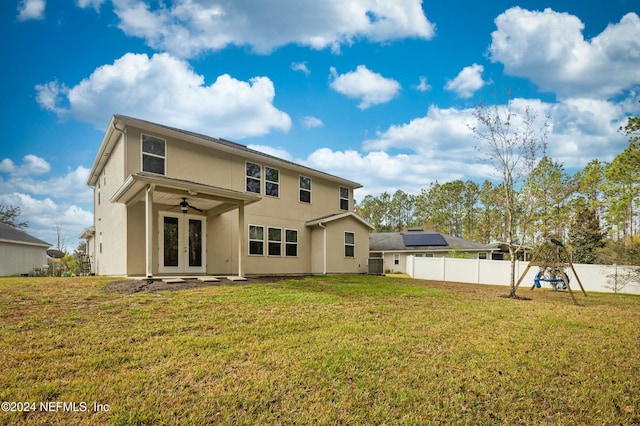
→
(469, 92, 549, 297)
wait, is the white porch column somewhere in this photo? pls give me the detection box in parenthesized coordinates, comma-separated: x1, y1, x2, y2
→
(145, 185, 155, 278)
(237, 203, 245, 277)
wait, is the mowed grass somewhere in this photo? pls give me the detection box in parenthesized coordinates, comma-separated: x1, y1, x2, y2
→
(0, 275, 638, 425)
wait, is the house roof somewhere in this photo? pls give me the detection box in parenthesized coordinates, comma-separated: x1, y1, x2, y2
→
(369, 229, 490, 252)
(110, 172, 262, 216)
(0, 222, 50, 248)
(306, 211, 375, 229)
(80, 226, 95, 240)
(87, 114, 363, 190)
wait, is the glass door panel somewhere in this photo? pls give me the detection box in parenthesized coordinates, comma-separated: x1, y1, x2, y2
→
(188, 218, 203, 268)
(160, 213, 206, 273)
(163, 216, 179, 267)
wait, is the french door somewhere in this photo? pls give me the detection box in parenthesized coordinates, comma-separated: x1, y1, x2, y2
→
(159, 212, 206, 274)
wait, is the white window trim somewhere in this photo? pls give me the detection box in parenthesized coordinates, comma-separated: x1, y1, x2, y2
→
(285, 228, 298, 258)
(246, 161, 262, 194)
(339, 186, 350, 211)
(299, 175, 312, 204)
(267, 226, 282, 257)
(248, 224, 265, 256)
(141, 134, 166, 175)
(344, 231, 355, 258)
(265, 166, 280, 198)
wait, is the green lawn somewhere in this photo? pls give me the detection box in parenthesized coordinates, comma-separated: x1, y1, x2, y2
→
(1, 275, 638, 425)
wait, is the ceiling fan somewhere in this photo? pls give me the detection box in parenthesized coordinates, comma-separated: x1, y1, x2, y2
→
(179, 197, 203, 213)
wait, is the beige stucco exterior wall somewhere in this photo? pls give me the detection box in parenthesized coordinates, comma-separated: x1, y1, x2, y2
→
(325, 216, 369, 274)
(93, 133, 128, 276)
(0, 242, 48, 276)
(90, 120, 367, 276)
(126, 202, 146, 275)
(309, 216, 370, 275)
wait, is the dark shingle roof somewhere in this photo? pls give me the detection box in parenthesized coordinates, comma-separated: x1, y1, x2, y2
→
(0, 223, 50, 247)
(111, 114, 362, 188)
(369, 229, 488, 252)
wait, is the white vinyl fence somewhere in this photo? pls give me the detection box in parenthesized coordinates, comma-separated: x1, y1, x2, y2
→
(406, 256, 640, 295)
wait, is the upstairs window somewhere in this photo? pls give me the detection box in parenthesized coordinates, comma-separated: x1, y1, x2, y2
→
(265, 167, 279, 197)
(339, 186, 350, 210)
(142, 134, 166, 175)
(246, 162, 261, 194)
(299, 176, 311, 204)
(344, 232, 355, 258)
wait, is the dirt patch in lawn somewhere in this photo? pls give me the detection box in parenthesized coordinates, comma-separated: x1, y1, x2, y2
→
(108, 275, 306, 294)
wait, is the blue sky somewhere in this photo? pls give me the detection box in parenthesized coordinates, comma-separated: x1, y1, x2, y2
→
(1, 0, 639, 250)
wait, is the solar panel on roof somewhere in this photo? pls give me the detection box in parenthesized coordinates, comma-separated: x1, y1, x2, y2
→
(402, 233, 448, 246)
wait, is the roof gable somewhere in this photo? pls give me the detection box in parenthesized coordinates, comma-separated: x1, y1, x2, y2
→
(306, 212, 375, 230)
(0, 223, 50, 247)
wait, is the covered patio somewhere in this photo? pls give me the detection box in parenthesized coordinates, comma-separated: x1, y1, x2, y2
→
(110, 172, 261, 278)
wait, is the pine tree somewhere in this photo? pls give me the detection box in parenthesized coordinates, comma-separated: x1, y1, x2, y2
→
(568, 204, 606, 264)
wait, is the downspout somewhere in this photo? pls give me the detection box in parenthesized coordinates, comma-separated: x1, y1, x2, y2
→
(112, 119, 127, 182)
(319, 222, 327, 275)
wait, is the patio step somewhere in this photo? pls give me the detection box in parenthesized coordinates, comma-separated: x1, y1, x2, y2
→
(227, 276, 247, 282)
(162, 278, 186, 284)
(197, 276, 221, 282)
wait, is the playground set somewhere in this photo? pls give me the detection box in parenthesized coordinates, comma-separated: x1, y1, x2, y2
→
(515, 237, 587, 305)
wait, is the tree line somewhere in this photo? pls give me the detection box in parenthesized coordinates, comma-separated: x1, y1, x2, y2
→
(356, 103, 640, 267)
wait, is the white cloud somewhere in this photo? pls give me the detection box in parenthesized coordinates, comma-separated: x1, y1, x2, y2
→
(75, 0, 105, 11)
(109, 0, 435, 57)
(0, 163, 91, 203)
(301, 98, 631, 198)
(362, 105, 476, 154)
(0, 155, 51, 177)
(303, 148, 476, 198)
(445, 64, 486, 99)
(35, 52, 291, 139)
(301, 116, 323, 129)
(329, 65, 401, 109)
(415, 76, 431, 92)
(246, 145, 293, 161)
(17, 0, 45, 21)
(0, 192, 93, 251)
(0, 163, 94, 251)
(489, 7, 640, 99)
(291, 62, 311, 76)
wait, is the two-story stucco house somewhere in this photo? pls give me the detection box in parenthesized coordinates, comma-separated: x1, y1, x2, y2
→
(85, 115, 373, 278)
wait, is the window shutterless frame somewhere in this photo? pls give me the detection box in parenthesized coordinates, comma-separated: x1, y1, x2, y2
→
(248, 224, 264, 255)
(299, 175, 311, 203)
(344, 231, 355, 258)
(339, 186, 349, 210)
(246, 162, 261, 194)
(285, 229, 298, 257)
(265, 167, 279, 198)
(267, 227, 282, 256)
(141, 134, 166, 175)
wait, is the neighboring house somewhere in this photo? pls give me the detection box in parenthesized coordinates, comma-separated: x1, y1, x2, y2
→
(369, 228, 497, 274)
(0, 222, 50, 276)
(86, 115, 374, 278)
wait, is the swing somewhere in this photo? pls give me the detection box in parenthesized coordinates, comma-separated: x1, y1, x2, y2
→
(534, 267, 569, 290)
